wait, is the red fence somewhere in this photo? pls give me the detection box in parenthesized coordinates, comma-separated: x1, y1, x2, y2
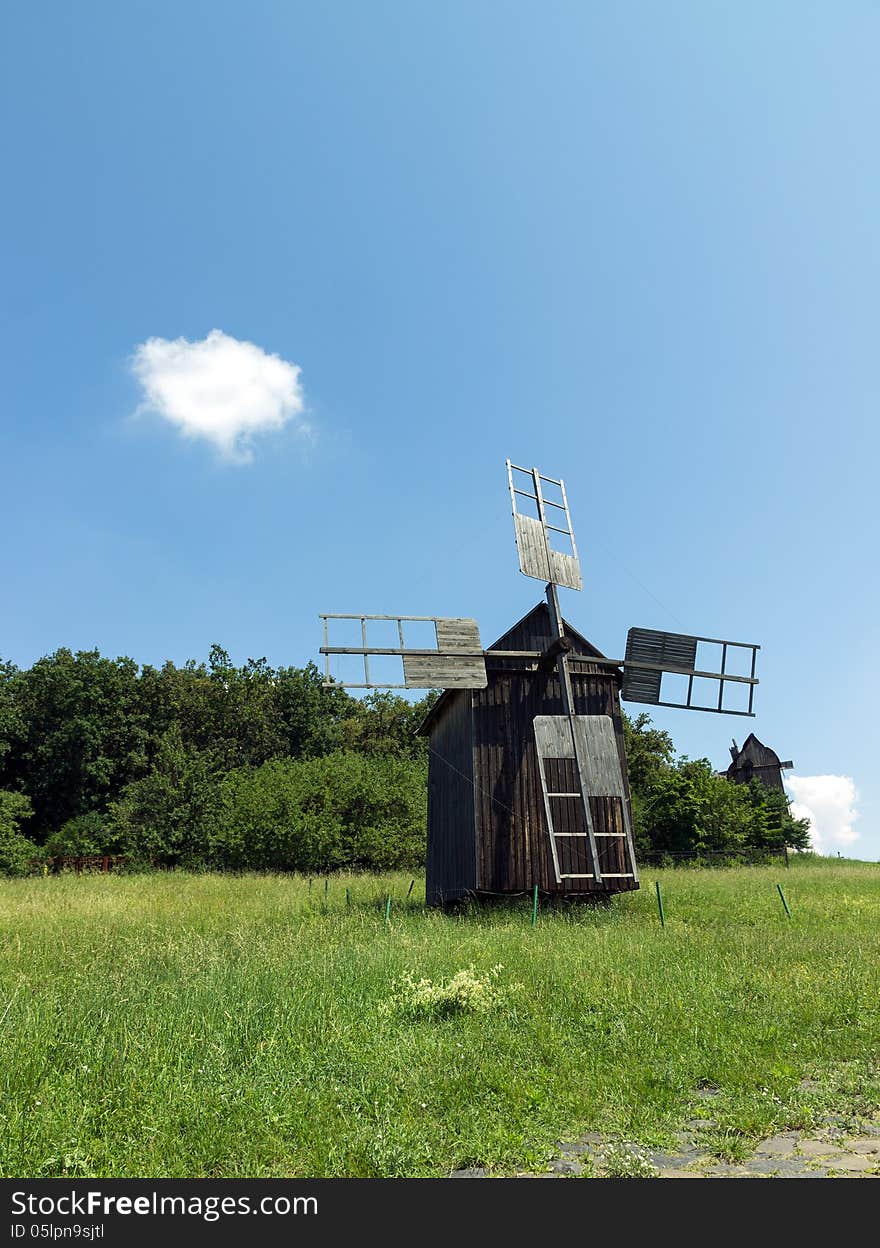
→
(44, 855, 128, 874)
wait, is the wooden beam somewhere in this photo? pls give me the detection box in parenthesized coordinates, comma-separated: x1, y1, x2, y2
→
(538, 635, 573, 673)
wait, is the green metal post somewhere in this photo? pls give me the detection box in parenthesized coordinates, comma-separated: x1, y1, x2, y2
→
(346, 887, 351, 910)
(777, 883, 792, 918)
(407, 879, 415, 899)
(655, 880, 666, 928)
(325, 877, 329, 897)
(384, 895, 392, 925)
(531, 884, 539, 927)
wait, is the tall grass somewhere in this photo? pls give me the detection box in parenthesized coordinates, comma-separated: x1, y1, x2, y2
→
(1, 861, 878, 1177)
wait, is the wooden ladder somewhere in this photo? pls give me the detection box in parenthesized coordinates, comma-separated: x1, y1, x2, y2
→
(534, 713, 639, 885)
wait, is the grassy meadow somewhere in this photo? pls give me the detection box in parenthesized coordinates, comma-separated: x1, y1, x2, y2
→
(1, 860, 879, 1177)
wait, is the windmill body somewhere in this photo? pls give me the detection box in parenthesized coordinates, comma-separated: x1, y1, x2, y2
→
(320, 460, 761, 904)
(418, 602, 637, 905)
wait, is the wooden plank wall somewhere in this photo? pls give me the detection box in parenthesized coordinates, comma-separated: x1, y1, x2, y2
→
(425, 689, 477, 905)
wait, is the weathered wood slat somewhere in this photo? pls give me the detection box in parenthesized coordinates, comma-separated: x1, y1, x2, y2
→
(509, 463, 584, 591)
(576, 717, 627, 799)
(435, 619, 482, 651)
(621, 627, 759, 716)
(622, 627, 697, 704)
(513, 513, 551, 581)
(547, 548, 583, 591)
(402, 654, 487, 688)
(513, 515, 584, 591)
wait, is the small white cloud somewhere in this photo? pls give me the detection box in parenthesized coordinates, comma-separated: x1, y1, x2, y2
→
(785, 774, 860, 855)
(131, 329, 308, 462)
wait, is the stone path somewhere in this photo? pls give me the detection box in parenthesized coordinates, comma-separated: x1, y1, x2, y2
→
(451, 1108, 880, 1179)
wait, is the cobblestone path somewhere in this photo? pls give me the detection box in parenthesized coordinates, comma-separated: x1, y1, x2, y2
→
(451, 1108, 880, 1178)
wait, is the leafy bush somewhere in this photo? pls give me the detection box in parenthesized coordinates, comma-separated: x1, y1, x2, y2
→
(210, 751, 427, 872)
(45, 811, 113, 859)
(0, 790, 42, 876)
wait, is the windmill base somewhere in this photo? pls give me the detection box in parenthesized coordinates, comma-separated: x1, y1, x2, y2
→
(429, 879, 639, 910)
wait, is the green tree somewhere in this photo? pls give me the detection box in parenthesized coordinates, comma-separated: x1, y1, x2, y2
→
(622, 710, 676, 793)
(273, 662, 353, 759)
(136, 653, 353, 770)
(0, 660, 24, 773)
(340, 691, 437, 761)
(109, 727, 222, 866)
(633, 749, 811, 861)
(741, 780, 812, 853)
(1, 649, 149, 836)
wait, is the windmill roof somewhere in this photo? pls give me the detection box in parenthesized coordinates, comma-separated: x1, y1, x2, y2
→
(487, 600, 606, 657)
(415, 600, 612, 736)
(729, 733, 781, 765)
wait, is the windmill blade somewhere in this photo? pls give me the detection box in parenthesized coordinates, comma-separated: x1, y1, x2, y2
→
(320, 614, 487, 689)
(506, 460, 583, 591)
(621, 626, 760, 717)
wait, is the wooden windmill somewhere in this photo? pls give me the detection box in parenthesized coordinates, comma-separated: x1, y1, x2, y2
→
(727, 735, 793, 793)
(320, 461, 761, 904)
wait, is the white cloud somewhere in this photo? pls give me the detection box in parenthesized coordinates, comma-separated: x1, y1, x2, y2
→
(785, 774, 860, 854)
(131, 329, 308, 462)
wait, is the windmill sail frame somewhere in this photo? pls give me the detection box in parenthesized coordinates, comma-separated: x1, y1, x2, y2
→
(506, 460, 583, 590)
(622, 626, 759, 716)
(320, 614, 488, 689)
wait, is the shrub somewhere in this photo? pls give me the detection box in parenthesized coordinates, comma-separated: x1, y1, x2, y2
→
(382, 965, 519, 1019)
(45, 811, 113, 859)
(210, 751, 427, 872)
(0, 790, 42, 876)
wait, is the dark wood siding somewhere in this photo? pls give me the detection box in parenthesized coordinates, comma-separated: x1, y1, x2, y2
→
(425, 689, 477, 904)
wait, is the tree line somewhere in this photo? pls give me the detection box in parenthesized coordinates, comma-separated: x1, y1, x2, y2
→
(0, 646, 809, 875)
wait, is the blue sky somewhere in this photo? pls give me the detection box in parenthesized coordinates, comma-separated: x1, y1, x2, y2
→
(1, 3, 877, 856)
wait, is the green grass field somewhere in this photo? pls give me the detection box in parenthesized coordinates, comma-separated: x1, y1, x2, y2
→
(1, 860, 878, 1177)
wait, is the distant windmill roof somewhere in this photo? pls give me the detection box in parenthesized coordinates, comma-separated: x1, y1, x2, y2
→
(726, 733, 792, 790)
(730, 733, 781, 766)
